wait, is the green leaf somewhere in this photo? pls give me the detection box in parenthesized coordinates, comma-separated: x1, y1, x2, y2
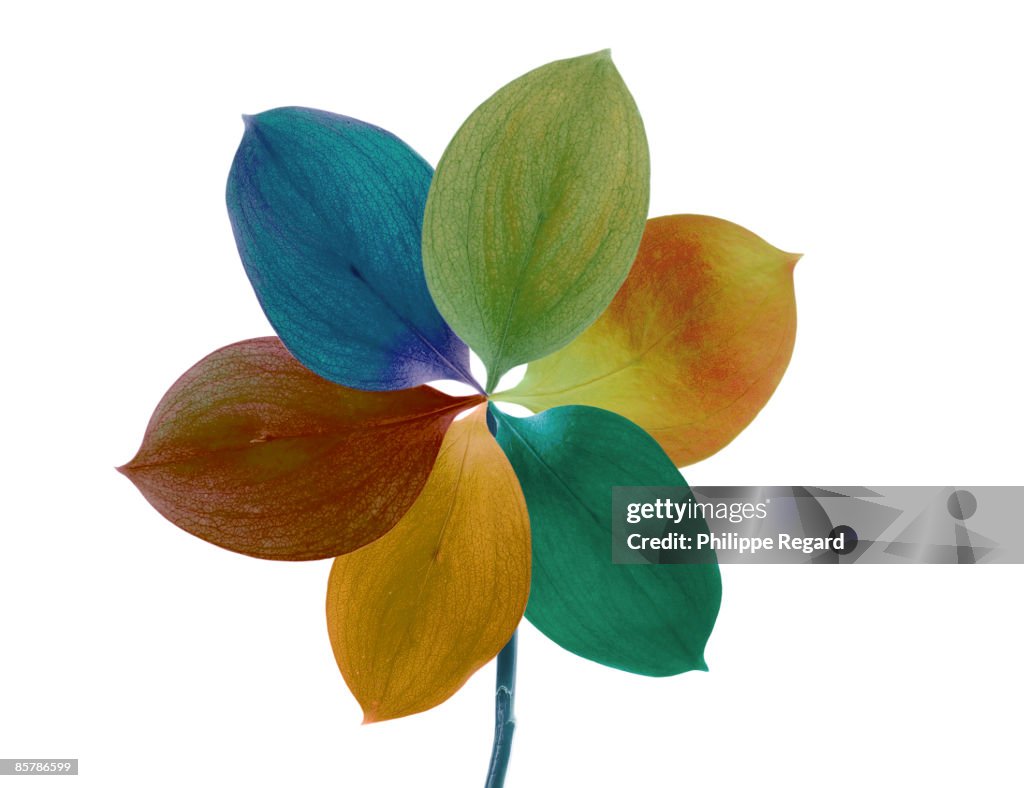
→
(491, 404, 721, 676)
(423, 51, 650, 391)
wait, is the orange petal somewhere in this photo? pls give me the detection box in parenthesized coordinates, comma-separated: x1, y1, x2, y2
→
(498, 215, 798, 465)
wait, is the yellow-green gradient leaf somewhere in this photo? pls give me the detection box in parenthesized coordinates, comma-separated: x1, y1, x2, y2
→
(119, 338, 483, 560)
(423, 51, 650, 391)
(326, 406, 530, 722)
(497, 215, 799, 465)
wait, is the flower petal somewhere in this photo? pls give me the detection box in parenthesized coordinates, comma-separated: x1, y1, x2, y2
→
(423, 51, 649, 391)
(119, 338, 482, 560)
(326, 406, 530, 722)
(491, 404, 721, 676)
(227, 108, 476, 391)
(497, 215, 799, 465)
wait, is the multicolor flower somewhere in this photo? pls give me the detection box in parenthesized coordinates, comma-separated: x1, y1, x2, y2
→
(120, 51, 798, 725)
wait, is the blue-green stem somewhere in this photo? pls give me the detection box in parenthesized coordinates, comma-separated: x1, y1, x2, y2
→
(484, 630, 518, 788)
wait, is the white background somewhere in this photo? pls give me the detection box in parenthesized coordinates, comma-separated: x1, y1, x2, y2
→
(2, 1, 1022, 786)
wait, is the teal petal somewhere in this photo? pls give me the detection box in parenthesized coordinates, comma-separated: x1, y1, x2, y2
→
(227, 108, 476, 391)
(491, 404, 721, 676)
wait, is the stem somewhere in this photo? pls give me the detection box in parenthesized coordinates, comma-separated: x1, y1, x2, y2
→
(484, 630, 518, 788)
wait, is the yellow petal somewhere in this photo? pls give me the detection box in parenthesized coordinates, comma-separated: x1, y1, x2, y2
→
(326, 406, 530, 722)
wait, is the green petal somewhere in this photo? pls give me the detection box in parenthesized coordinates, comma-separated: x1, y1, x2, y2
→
(491, 404, 721, 676)
(423, 51, 650, 391)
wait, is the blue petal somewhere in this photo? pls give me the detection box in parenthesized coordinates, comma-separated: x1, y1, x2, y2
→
(226, 108, 476, 391)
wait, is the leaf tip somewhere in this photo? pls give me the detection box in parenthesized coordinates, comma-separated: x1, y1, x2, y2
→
(360, 700, 396, 725)
(577, 48, 615, 70)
